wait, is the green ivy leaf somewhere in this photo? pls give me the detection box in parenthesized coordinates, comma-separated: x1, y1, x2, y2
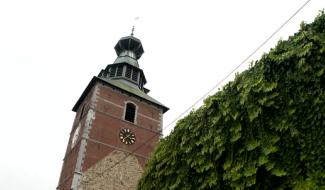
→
(247, 105, 261, 121)
(316, 68, 324, 77)
(246, 140, 260, 151)
(271, 168, 287, 177)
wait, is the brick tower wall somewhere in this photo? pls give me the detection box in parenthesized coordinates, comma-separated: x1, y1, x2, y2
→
(57, 80, 163, 190)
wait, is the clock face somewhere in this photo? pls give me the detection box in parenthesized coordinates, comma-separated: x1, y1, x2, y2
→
(119, 128, 136, 145)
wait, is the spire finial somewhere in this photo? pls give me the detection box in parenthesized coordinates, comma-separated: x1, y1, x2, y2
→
(131, 25, 135, 36)
(131, 17, 139, 36)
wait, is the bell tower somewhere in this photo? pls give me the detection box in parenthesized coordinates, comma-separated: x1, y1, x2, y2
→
(57, 35, 168, 190)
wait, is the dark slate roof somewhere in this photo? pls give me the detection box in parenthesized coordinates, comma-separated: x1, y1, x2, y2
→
(72, 76, 169, 113)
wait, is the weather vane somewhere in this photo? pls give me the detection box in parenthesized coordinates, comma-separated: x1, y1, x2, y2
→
(131, 17, 140, 36)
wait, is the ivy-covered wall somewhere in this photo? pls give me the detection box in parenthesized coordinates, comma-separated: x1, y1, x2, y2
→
(138, 11, 325, 190)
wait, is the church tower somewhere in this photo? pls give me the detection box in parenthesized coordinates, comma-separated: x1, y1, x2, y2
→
(57, 35, 168, 190)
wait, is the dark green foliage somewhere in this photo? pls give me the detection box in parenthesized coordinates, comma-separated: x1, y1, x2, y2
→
(138, 11, 325, 190)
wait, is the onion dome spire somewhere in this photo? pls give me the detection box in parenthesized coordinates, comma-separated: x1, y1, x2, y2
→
(113, 35, 144, 67)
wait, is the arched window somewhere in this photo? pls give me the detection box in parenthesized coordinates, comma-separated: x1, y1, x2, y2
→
(124, 103, 136, 123)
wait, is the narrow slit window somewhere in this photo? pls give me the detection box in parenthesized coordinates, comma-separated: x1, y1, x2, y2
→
(124, 103, 136, 123)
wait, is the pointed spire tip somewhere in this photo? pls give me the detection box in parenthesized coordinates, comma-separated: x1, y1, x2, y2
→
(131, 25, 135, 36)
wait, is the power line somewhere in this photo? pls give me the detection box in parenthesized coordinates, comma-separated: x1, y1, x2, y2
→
(83, 0, 312, 184)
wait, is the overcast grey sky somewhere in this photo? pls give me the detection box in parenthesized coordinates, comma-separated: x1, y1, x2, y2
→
(0, 0, 324, 189)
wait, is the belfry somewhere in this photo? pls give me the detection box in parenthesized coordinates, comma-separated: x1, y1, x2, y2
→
(57, 34, 168, 190)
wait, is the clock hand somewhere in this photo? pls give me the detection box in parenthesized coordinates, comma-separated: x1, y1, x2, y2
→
(122, 135, 131, 142)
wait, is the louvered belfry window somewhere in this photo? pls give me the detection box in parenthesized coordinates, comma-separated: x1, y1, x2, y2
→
(125, 67, 132, 78)
(109, 66, 116, 77)
(132, 70, 138, 82)
(116, 65, 123, 76)
(124, 103, 136, 123)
